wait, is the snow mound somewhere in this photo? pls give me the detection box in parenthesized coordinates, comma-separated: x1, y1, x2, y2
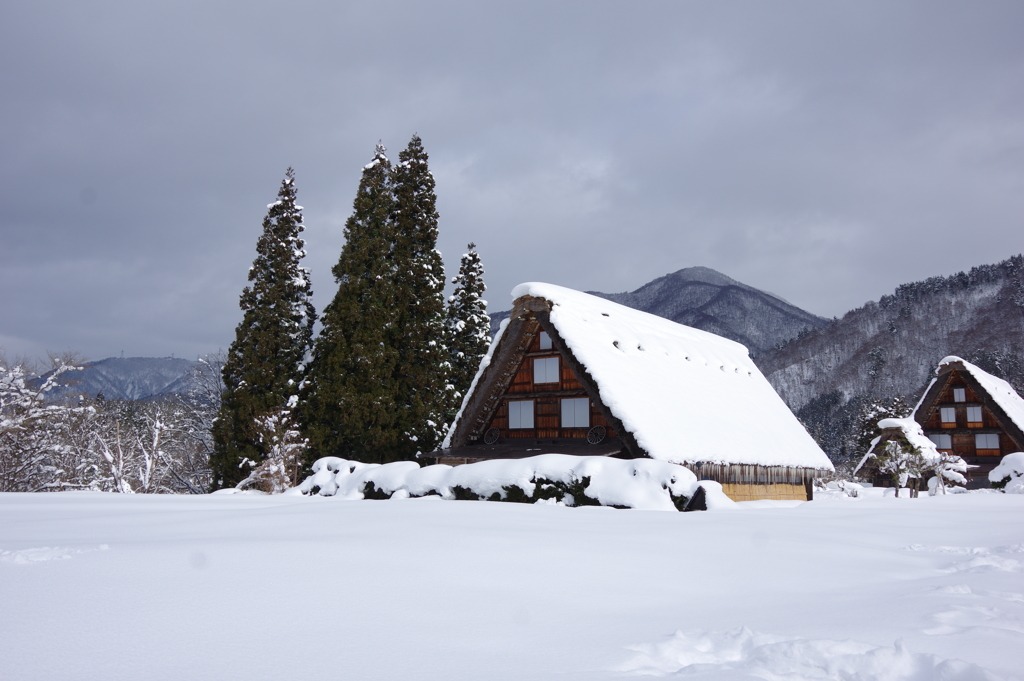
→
(989, 452, 1024, 493)
(298, 454, 734, 511)
(506, 282, 832, 470)
(618, 627, 1003, 680)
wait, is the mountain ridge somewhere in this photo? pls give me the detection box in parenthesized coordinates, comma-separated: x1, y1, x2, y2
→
(38, 356, 200, 402)
(490, 266, 827, 355)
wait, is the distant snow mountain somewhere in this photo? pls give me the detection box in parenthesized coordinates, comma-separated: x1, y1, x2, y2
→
(490, 266, 827, 354)
(40, 357, 199, 401)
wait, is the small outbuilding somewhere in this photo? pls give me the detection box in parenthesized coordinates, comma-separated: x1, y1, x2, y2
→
(854, 416, 967, 494)
(439, 283, 833, 501)
(911, 356, 1024, 485)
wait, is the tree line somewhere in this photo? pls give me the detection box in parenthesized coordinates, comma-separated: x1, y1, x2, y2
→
(211, 136, 490, 490)
(0, 136, 491, 494)
(1, 353, 220, 493)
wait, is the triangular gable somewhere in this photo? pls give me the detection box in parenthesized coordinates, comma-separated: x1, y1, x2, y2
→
(443, 294, 640, 457)
(913, 356, 1024, 453)
(446, 283, 833, 471)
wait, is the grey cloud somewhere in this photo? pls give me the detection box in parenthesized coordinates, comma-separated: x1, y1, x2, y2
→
(2, 1, 1022, 361)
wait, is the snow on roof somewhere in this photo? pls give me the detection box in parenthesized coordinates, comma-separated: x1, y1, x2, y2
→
(875, 418, 941, 460)
(933, 356, 1024, 432)
(442, 318, 510, 449)
(493, 282, 832, 470)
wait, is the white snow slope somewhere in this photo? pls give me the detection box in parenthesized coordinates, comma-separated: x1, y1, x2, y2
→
(2, 492, 1023, 680)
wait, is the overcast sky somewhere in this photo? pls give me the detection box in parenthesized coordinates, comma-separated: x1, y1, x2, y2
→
(2, 1, 1022, 363)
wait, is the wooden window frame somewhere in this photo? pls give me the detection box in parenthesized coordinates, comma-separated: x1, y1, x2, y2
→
(966, 406, 983, 427)
(533, 356, 559, 385)
(940, 407, 956, 427)
(560, 397, 590, 428)
(975, 433, 999, 451)
(508, 400, 535, 429)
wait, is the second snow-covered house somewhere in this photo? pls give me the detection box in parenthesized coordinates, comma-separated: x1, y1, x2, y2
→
(438, 283, 833, 501)
(911, 356, 1024, 484)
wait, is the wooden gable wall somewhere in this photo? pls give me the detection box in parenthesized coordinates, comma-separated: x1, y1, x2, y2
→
(916, 365, 1024, 481)
(486, 328, 618, 441)
(445, 295, 639, 455)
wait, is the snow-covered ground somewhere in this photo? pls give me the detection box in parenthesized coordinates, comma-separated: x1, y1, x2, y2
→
(2, 492, 1023, 680)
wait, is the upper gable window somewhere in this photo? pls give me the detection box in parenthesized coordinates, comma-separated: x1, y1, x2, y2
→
(940, 407, 956, 424)
(929, 434, 952, 450)
(953, 388, 966, 402)
(538, 331, 552, 350)
(561, 398, 590, 428)
(508, 400, 534, 429)
(534, 356, 559, 384)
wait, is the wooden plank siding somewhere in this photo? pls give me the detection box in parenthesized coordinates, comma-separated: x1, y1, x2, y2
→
(921, 370, 1015, 458)
(912, 364, 1024, 485)
(487, 330, 617, 441)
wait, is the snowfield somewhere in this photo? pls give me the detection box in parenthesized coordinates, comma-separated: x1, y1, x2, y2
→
(2, 492, 1023, 680)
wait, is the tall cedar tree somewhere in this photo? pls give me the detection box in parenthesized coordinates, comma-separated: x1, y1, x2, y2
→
(301, 145, 404, 463)
(211, 169, 316, 488)
(445, 243, 489, 423)
(390, 135, 451, 455)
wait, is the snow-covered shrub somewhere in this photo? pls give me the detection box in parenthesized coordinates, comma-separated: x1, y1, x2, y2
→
(820, 480, 864, 498)
(922, 451, 968, 495)
(236, 408, 307, 494)
(872, 439, 925, 497)
(298, 454, 733, 511)
(989, 452, 1024, 493)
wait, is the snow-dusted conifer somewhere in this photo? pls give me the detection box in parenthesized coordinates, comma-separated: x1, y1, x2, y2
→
(211, 169, 316, 488)
(235, 405, 307, 493)
(445, 243, 489, 419)
(856, 395, 910, 453)
(389, 135, 450, 456)
(301, 145, 403, 464)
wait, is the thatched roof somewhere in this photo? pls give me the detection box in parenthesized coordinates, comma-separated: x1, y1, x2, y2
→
(444, 283, 832, 471)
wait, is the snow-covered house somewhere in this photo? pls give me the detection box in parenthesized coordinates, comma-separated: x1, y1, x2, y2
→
(911, 356, 1024, 485)
(438, 283, 833, 501)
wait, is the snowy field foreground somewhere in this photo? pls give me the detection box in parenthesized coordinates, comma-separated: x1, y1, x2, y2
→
(2, 493, 1023, 680)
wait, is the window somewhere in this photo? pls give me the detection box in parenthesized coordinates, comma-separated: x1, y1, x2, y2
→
(929, 434, 952, 450)
(953, 388, 966, 402)
(533, 356, 559, 384)
(940, 407, 956, 424)
(561, 398, 590, 428)
(508, 400, 534, 429)
(975, 433, 999, 451)
(538, 331, 552, 350)
(966, 406, 983, 423)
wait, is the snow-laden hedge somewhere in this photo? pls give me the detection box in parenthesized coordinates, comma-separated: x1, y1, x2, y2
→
(298, 454, 734, 511)
(989, 452, 1024, 493)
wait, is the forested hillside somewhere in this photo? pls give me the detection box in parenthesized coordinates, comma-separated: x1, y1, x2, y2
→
(755, 255, 1024, 462)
